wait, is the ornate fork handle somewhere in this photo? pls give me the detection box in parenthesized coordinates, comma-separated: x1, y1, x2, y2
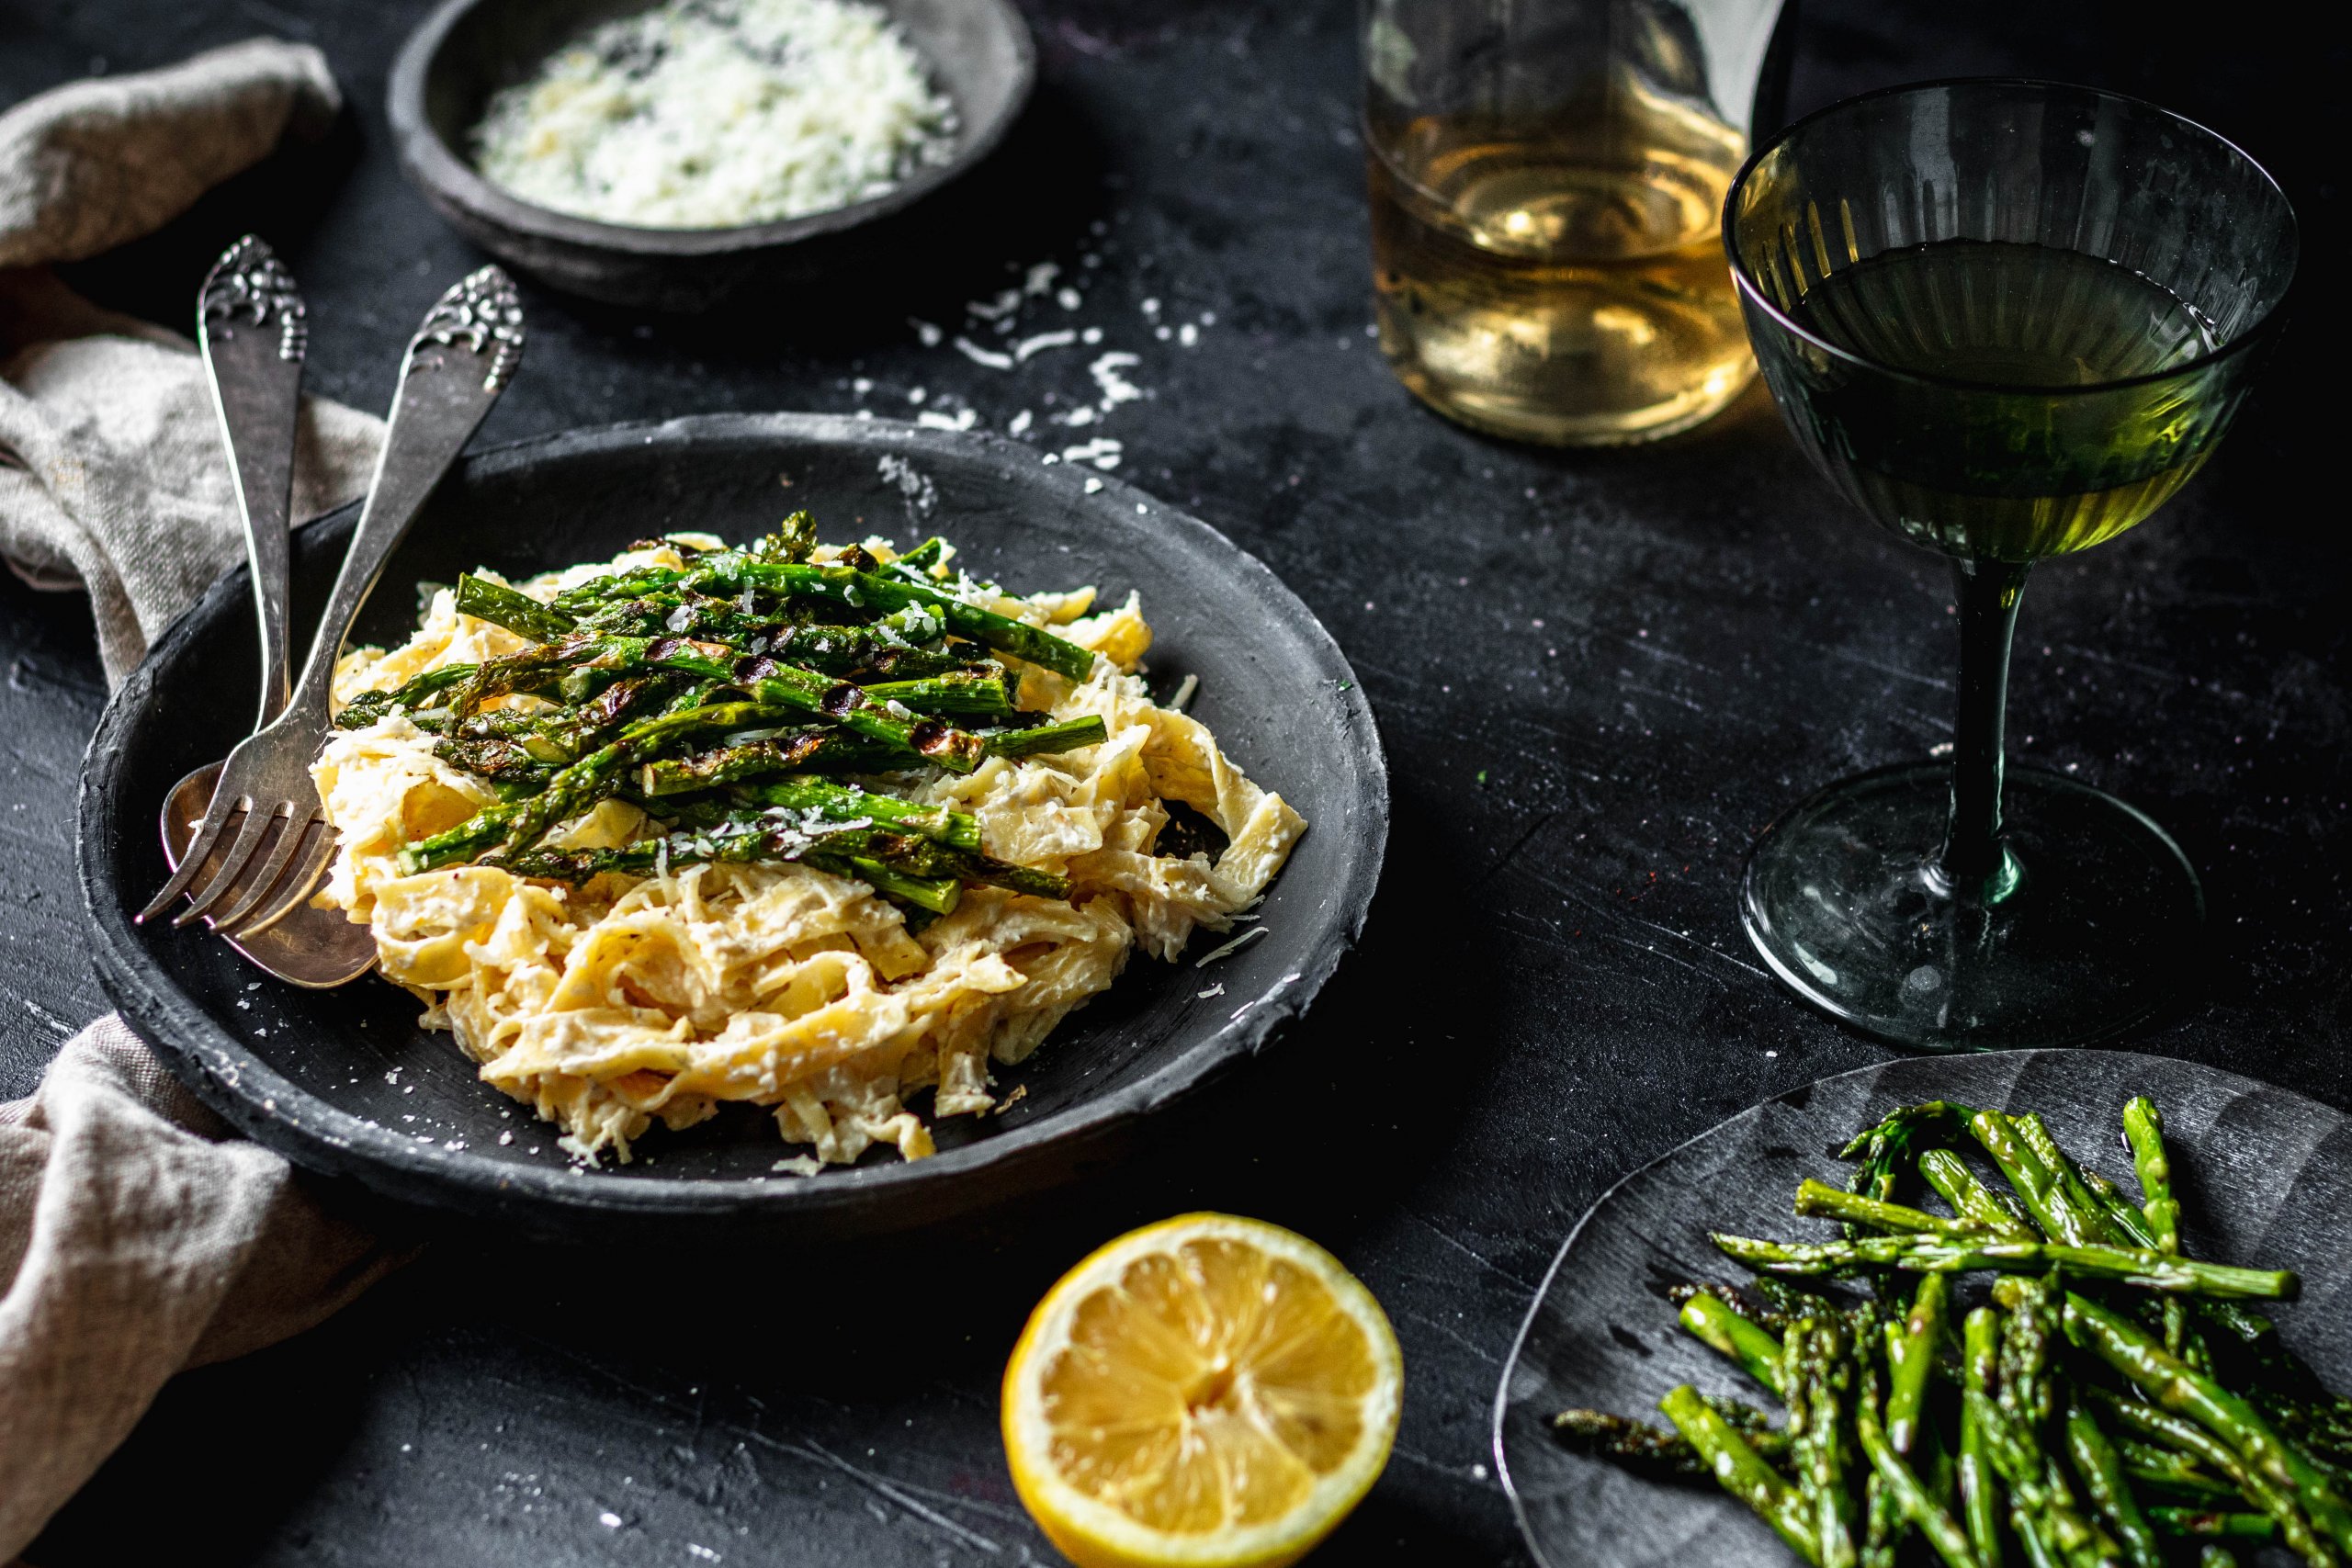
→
(277, 264, 526, 733)
(198, 234, 308, 728)
(413, 266, 525, 392)
(138, 265, 525, 937)
(200, 236, 309, 360)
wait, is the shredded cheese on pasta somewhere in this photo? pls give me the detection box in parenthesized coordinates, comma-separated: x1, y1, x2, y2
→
(313, 541, 1306, 1168)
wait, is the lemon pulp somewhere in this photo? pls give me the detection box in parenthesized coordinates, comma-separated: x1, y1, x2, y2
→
(1003, 1214, 1401, 1568)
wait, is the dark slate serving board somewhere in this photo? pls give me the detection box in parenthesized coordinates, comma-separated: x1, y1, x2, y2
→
(1495, 1049, 2352, 1568)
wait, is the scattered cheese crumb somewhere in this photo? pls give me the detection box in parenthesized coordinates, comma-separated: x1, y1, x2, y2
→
(952, 336, 1012, 369)
(1194, 925, 1271, 967)
(1014, 328, 1076, 362)
(1089, 351, 1143, 410)
(1060, 437, 1122, 469)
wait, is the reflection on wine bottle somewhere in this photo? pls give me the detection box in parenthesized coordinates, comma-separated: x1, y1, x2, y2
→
(1367, 84, 1757, 447)
(1770, 240, 2236, 561)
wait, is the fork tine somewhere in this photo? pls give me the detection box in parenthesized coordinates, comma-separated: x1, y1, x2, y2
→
(223, 819, 341, 940)
(137, 789, 245, 921)
(175, 805, 284, 927)
(208, 807, 320, 931)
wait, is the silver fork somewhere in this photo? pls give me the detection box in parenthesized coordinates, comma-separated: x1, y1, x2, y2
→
(137, 265, 525, 937)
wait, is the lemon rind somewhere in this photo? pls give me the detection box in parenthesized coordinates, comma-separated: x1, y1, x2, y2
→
(1002, 1213, 1403, 1568)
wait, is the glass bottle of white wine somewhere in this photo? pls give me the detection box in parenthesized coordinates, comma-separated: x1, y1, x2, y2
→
(1361, 0, 1793, 446)
(1368, 88, 1755, 445)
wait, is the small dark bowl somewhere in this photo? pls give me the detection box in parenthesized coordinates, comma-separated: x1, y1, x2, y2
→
(388, 0, 1035, 310)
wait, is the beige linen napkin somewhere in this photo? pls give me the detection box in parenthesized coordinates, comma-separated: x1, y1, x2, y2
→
(0, 37, 384, 680)
(0, 43, 406, 1560)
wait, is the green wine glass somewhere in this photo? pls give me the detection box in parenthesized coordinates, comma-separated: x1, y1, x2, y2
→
(1724, 79, 2297, 1050)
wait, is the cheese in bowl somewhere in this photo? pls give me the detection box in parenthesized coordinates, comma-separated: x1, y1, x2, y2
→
(471, 0, 957, 230)
(312, 525, 1305, 1167)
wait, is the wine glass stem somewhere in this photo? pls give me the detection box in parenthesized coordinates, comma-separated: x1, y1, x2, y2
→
(1939, 557, 2032, 905)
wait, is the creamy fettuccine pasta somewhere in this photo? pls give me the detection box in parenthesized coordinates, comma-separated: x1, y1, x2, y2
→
(312, 538, 1306, 1167)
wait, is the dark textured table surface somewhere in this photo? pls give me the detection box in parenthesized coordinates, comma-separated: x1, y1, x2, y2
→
(4, 2, 2341, 1563)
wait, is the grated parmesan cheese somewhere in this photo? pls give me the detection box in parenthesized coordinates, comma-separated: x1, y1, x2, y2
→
(471, 0, 957, 230)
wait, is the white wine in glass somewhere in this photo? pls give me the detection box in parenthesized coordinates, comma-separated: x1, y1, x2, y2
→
(1729, 81, 2297, 1050)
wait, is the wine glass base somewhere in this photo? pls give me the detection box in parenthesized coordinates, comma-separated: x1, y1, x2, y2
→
(1740, 762, 2204, 1051)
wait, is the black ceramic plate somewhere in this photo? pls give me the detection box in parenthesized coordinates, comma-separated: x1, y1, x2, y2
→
(80, 414, 1385, 1242)
(1494, 1050, 2352, 1568)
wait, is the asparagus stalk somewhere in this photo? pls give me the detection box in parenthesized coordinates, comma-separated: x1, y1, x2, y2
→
(1787, 1317, 1860, 1568)
(1855, 1357, 1982, 1568)
(1962, 1388, 2116, 1568)
(1797, 1179, 1984, 1238)
(2087, 1388, 2335, 1565)
(1660, 1384, 1822, 1563)
(1710, 1232, 2299, 1300)
(334, 663, 480, 728)
(1995, 1277, 2057, 1432)
(639, 734, 900, 793)
(1860, 1472, 1900, 1568)
(453, 573, 578, 642)
(404, 701, 795, 871)
(859, 669, 1019, 718)
(1549, 1405, 1792, 1476)
(890, 535, 948, 580)
(1838, 1102, 1965, 1252)
(1549, 1409, 1712, 1477)
(1679, 1289, 1789, 1398)
(738, 668, 988, 772)
(2064, 1400, 2164, 1568)
(2149, 1510, 2277, 1540)
(1837, 1101, 1969, 1174)
(2121, 1097, 2191, 1359)
(573, 596, 979, 679)
(438, 673, 674, 779)
(1919, 1148, 2040, 1242)
(2063, 1292, 2352, 1555)
(1964, 1111, 2106, 1247)
(736, 562, 1097, 681)
(501, 808, 1065, 900)
(2116, 1438, 2237, 1499)
(559, 558, 1098, 681)
(986, 715, 1109, 759)
(2011, 1115, 2140, 1252)
(811, 853, 961, 914)
(442, 640, 600, 719)
(1885, 1274, 1948, 1454)
(500, 817, 969, 914)
(1961, 1308, 2007, 1568)
(741, 776, 980, 850)
(1668, 1280, 1797, 1337)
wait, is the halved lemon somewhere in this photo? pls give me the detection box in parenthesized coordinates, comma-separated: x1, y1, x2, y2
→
(1001, 1213, 1403, 1568)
